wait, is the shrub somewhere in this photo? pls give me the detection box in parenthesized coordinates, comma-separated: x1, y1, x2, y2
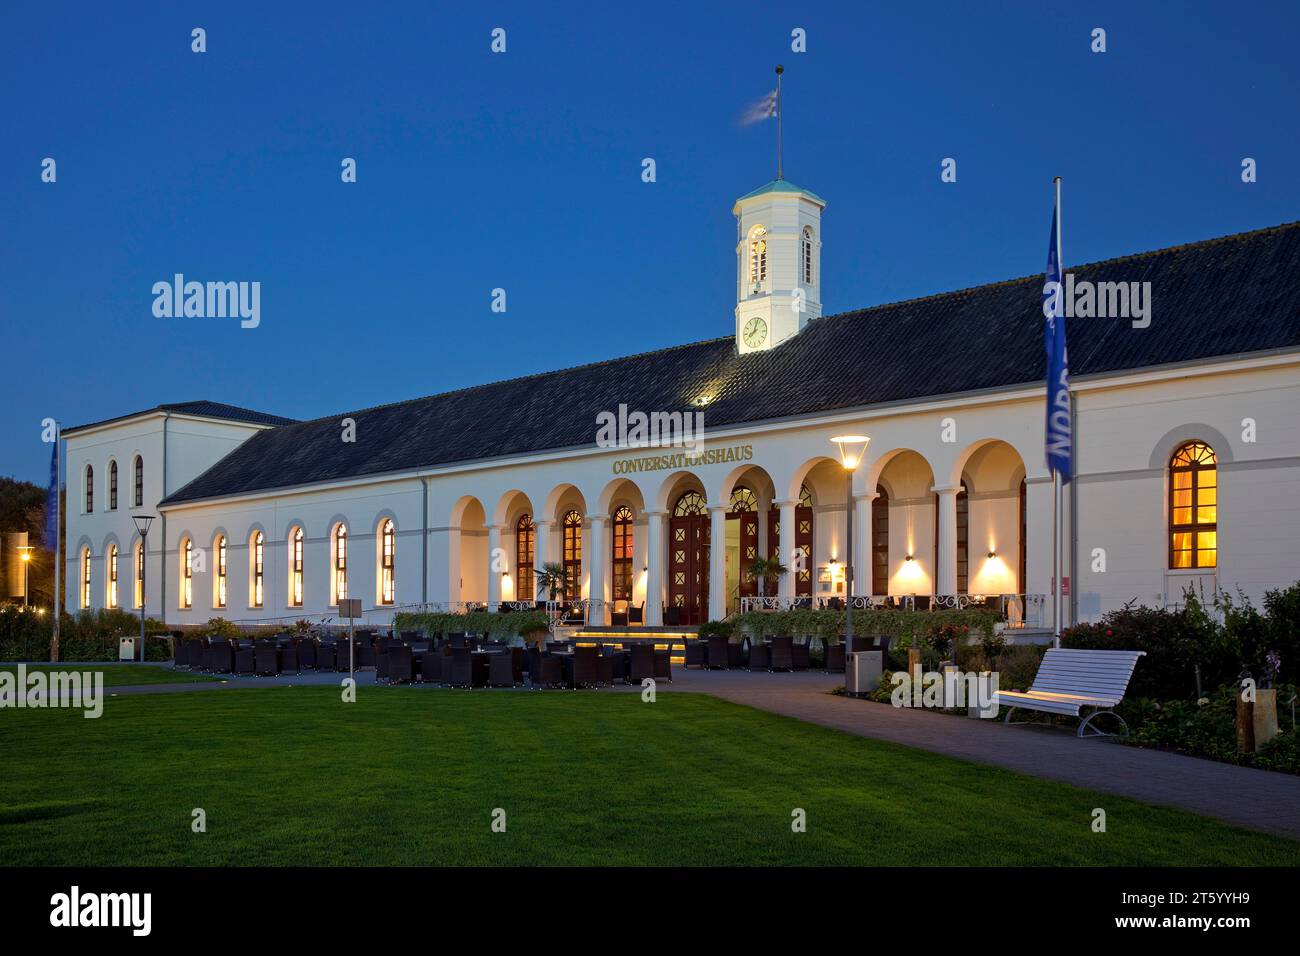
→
(393, 609, 551, 642)
(732, 607, 997, 648)
(0, 607, 170, 662)
(201, 617, 243, 640)
(697, 619, 734, 641)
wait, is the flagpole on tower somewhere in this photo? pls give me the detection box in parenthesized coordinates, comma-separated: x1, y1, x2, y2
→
(775, 65, 784, 180)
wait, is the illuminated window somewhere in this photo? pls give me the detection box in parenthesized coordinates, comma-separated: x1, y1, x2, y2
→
(673, 491, 706, 516)
(80, 547, 91, 608)
(562, 510, 582, 601)
(134, 540, 144, 608)
(333, 524, 348, 603)
(181, 538, 193, 609)
(730, 486, 757, 513)
(251, 531, 264, 608)
(802, 226, 814, 285)
(872, 485, 889, 595)
(106, 544, 118, 608)
(516, 514, 535, 601)
(611, 506, 634, 602)
(85, 465, 94, 513)
(379, 520, 395, 605)
(133, 456, 144, 508)
(214, 535, 227, 608)
(748, 226, 768, 286)
(108, 461, 118, 511)
(956, 482, 969, 593)
(1169, 441, 1217, 569)
(290, 527, 304, 607)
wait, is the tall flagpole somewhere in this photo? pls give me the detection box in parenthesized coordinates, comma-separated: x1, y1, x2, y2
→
(775, 65, 784, 180)
(1053, 177, 1063, 649)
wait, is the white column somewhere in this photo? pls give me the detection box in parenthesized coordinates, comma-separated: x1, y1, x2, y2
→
(585, 514, 605, 625)
(1024, 476, 1054, 600)
(708, 504, 727, 621)
(532, 519, 551, 602)
(933, 485, 960, 596)
(645, 510, 665, 626)
(855, 492, 877, 597)
(776, 499, 796, 600)
(486, 524, 502, 611)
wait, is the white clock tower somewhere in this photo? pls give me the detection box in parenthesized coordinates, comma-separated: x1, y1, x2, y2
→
(734, 178, 825, 353)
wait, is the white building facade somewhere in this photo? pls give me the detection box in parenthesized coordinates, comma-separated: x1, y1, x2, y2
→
(62, 179, 1300, 633)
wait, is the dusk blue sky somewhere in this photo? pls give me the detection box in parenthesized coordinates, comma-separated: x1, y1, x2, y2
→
(4, 1, 1298, 483)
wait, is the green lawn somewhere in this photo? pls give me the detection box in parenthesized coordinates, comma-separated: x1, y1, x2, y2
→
(1, 686, 1296, 866)
(1, 664, 220, 687)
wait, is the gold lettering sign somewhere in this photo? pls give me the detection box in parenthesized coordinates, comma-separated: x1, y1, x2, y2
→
(611, 445, 754, 475)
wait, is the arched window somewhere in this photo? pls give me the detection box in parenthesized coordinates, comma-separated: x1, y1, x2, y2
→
(611, 506, 634, 602)
(134, 456, 144, 508)
(872, 485, 889, 595)
(562, 510, 582, 601)
(673, 491, 706, 516)
(332, 524, 348, 603)
(84, 465, 94, 513)
(1169, 441, 1217, 569)
(379, 520, 396, 605)
(1018, 478, 1027, 593)
(516, 514, 535, 601)
(214, 535, 227, 608)
(80, 547, 92, 608)
(180, 538, 193, 609)
(108, 461, 118, 511)
(748, 226, 768, 287)
(106, 544, 118, 608)
(289, 527, 304, 607)
(251, 531, 265, 608)
(133, 540, 144, 609)
(729, 486, 757, 512)
(802, 226, 814, 285)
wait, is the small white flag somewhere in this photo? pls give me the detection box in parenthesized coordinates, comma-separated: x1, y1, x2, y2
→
(740, 89, 778, 126)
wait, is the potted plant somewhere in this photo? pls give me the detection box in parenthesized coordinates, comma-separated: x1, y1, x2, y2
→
(747, 556, 789, 602)
(535, 562, 571, 602)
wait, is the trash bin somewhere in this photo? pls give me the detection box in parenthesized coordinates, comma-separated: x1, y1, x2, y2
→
(118, 636, 136, 661)
(846, 650, 882, 695)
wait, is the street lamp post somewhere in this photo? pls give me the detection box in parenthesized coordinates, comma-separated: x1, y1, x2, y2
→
(131, 514, 155, 663)
(17, 546, 34, 609)
(830, 435, 870, 652)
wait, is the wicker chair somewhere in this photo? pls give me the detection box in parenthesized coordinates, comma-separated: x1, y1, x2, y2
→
(316, 642, 337, 671)
(749, 642, 770, 671)
(297, 639, 318, 669)
(375, 644, 391, 682)
(768, 636, 794, 672)
(278, 641, 301, 675)
(210, 640, 235, 674)
(653, 648, 672, 682)
(233, 642, 255, 675)
(419, 647, 444, 683)
(570, 645, 600, 689)
(334, 639, 355, 672)
(532, 654, 563, 689)
(823, 642, 846, 673)
(488, 653, 517, 688)
(445, 647, 473, 688)
(602, 649, 627, 683)
(388, 645, 414, 684)
(706, 634, 729, 670)
(254, 641, 279, 676)
(684, 641, 706, 668)
(628, 644, 655, 683)
(791, 640, 811, 670)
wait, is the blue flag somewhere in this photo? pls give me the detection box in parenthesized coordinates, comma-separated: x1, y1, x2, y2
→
(1042, 204, 1073, 482)
(44, 430, 59, 552)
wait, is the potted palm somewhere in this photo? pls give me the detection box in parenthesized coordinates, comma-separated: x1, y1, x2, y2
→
(747, 556, 788, 603)
(535, 562, 571, 602)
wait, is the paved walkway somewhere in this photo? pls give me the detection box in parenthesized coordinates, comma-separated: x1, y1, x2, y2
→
(47, 662, 1300, 841)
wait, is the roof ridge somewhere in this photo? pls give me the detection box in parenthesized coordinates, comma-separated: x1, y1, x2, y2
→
(817, 219, 1300, 323)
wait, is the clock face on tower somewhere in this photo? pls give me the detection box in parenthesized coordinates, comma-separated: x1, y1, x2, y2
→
(742, 316, 768, 348)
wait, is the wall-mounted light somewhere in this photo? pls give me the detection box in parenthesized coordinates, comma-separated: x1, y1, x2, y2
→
(905, 554, 914, 562)
(986, 551, 997, 560)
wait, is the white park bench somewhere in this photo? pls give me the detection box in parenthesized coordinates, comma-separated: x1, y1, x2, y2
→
(994, 648, 1146, 737)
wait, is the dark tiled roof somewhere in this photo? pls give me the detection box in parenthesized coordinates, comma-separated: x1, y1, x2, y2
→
(64, 401, 296, 436)
(161, 221, 1300, 505)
